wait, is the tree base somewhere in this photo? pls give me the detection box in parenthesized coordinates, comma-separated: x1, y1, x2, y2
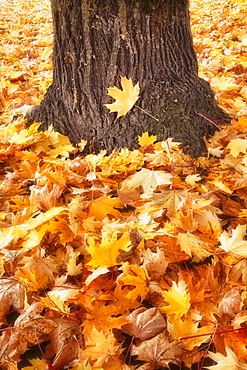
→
(26, 75, 230, 157)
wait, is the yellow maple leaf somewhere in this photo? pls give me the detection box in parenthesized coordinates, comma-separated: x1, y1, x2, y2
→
(138, 132, 157, 146)
(22, 358, 47, 370)
(185, 174, 202, 187)
(218, 224, 247, 257)
(226, 138, 247, 157)
(66, 255, 83, 276)
(167, 311, 213, 351)
(160, 280, 191, 320)
(105, 76, 140, 118)
(205, 346, 247, 370)
(122, 168, 172, 193)
(87, 229, 131, 268)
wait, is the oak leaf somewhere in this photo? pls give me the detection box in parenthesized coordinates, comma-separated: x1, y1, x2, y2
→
(105, 76, 139, 118)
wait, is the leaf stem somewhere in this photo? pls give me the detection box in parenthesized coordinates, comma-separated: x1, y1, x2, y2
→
(134, 104, 159, 121)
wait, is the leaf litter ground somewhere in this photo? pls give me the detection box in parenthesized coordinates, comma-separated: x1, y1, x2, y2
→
(0, 0, 247, 369)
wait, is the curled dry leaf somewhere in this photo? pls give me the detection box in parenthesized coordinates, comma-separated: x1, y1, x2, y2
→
(1, 302, 57, 360)
(45, 318, 82, 369)
(0, 278, 25, 316)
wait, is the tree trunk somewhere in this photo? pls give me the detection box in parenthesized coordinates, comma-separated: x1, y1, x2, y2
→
(26, 0, 230, 156)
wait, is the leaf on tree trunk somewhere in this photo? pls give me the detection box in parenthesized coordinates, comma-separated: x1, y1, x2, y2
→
(105, 76, 140, 118)
(138, 132, 157, 147)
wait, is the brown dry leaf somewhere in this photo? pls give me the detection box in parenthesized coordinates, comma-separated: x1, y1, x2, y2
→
(123, 307, 166, 340)
(218, 286, 241, 319)
(3, 302, 57, 359)
(141, 248, 168, 280)
(0, 278, 25, 316)
(131, 331, 182, 368)
(45, 318, 81, 368)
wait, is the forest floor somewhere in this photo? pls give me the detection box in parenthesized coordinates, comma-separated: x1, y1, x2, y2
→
(0, 1, 247, 370)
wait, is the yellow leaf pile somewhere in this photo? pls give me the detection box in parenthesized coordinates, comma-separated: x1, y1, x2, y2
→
(0, 0, 247, 370)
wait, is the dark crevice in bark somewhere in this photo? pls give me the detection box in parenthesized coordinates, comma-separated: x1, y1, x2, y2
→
(26, 0, 230, 157)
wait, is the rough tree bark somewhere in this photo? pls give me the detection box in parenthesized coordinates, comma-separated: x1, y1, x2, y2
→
(27, 0, 229, 156)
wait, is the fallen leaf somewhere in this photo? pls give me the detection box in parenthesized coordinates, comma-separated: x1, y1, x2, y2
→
(160, 280, 191, 320)
(123, 307, 166, 340)
(82, 326, 120, 367)
(219, 224, 247, 257)
(87, 229, 131, 268)
(131, 331, 182, 368)
(205, 346, 247, 370)
(122, 168, 172, 193)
